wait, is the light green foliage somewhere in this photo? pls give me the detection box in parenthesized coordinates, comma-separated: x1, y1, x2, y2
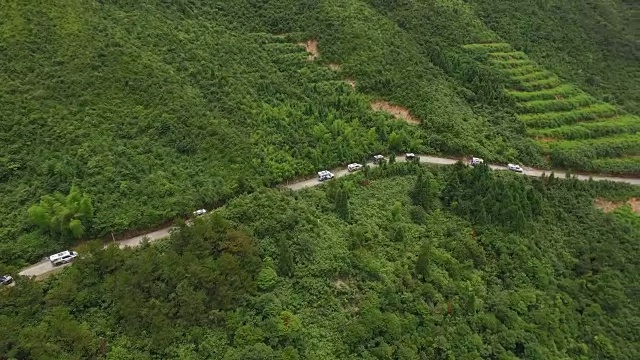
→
(465, 40, 640, 174)
(528, 116, 640, 140)
(257, 266, 279, 291)
(27, 185, 93, 242)
(516, 94, 596, 114)
(518, 103, 619, 128)
(545, 133, 640, 172)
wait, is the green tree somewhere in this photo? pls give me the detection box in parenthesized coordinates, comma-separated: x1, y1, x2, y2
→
(276, 238, 295, 278)
(257, 265, 279, 291)
(415, 241, 431, 280)
(409, 171, 439, 212)
(27, 185, 94, 242)
(335, 185, 351, 222)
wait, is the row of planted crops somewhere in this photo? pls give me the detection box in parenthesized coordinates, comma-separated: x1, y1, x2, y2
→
(464, 42, 640, 175)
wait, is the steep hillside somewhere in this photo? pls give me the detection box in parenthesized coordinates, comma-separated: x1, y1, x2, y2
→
(470, 0, 640, 114)
(0, 0, 537, 265)
(2, 164, 639, 359)
(463, 42, 640, 174)
(364, 0, 640, 174)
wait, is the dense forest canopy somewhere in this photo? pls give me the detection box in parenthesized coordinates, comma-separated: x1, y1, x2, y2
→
(1, 163, 639, 359)
(1, 0, 638, 263)
(1, 1, 639, 358)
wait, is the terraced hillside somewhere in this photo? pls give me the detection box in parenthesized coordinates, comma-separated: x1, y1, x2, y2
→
(464, 42, 640, 175)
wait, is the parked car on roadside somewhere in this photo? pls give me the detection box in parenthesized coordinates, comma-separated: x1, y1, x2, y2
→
(0, 275, 13, 286)
(469, 157, 484, 166)
(507, 163, 524, 173)
(317, 170, 335, 181)
(193, 209, 207, 217)
(347, 163, 363, 172)
(405, 153, 419, 162)
(49, 250, 79, 266)
(373, 155, 385, 164)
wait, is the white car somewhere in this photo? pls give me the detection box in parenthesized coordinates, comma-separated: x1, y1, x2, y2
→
(347, 163, 363, 172)
(507, 163, 524, 173)
(49, 250, 79, 266)
(0, 275, 13, 286)
(470, 157, 484, 166)
(193, 209, 207, 217)
(405, 153, 418, 162)
(317, 170, 335, 181)
(373, 155, 385, 164)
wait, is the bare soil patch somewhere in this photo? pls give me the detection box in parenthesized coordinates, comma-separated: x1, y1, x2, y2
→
(333, 279, 349, 290)
(345, 79, 356, 89)
(299, 39, 319, 61)
(535, 137, 556, 143)
(371, 100, 420, 125)
(594, 197, 640, 215)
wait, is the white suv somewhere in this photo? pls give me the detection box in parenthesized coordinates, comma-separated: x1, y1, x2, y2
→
(193, 209, 207, 217)
(49, 250, 79, 266)
(507, 164, 524, 173)
(373, 155, 385, 164)
(317, 170, 335, 181)
(347, 163, 363, 172)
(0, 275, 13, 286)
(405, 153, 418, 162)
(470, 157, 484, 166)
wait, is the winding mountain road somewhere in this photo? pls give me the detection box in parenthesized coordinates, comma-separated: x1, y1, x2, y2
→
(17, 155, 640, 279)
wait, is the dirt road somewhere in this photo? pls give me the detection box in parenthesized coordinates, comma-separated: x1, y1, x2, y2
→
(17, 155, 640, 279)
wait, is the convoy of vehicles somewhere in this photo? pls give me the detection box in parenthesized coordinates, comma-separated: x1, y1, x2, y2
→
(20, 153, 533, 279)
(48, 250, 79, 266)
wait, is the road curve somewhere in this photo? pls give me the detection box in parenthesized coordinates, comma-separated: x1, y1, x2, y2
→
(18, 155, 640, 279)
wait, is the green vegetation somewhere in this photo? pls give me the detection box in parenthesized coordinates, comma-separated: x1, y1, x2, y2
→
(471, 0, 640, 114)
(518, 104, 620, 128)
(464, 41, 640, 174)
(2, 164, 639, 359)
(528, 116, 640, 140)
(507, 85, 581, 101)
(1, 0, 557, 265)
(544, 133, 640, 171)
(515, 94, 595, 114)
(359, 0, 638, 175)
(2, 0, 636, 262)
(27, 186, 94, 243)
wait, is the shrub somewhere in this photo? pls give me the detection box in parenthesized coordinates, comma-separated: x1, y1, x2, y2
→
(506, 84, 580, 101)
(515, 95, 596, 114)
(528, 116, 640, 140)
(519, 104, 619, 128)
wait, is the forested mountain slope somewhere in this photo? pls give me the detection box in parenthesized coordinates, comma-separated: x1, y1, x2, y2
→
(461, 43, 640, 174)
(470, 0, 640, 114)
(0, 1, 637, 269)
(0, 0, 539, 265)
(1, 163, 639, 359)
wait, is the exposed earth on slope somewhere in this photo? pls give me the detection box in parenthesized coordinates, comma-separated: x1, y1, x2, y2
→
(594, 197, 640, 215)
(300, 39, 319, 60)
(371, 100, 420, 125)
